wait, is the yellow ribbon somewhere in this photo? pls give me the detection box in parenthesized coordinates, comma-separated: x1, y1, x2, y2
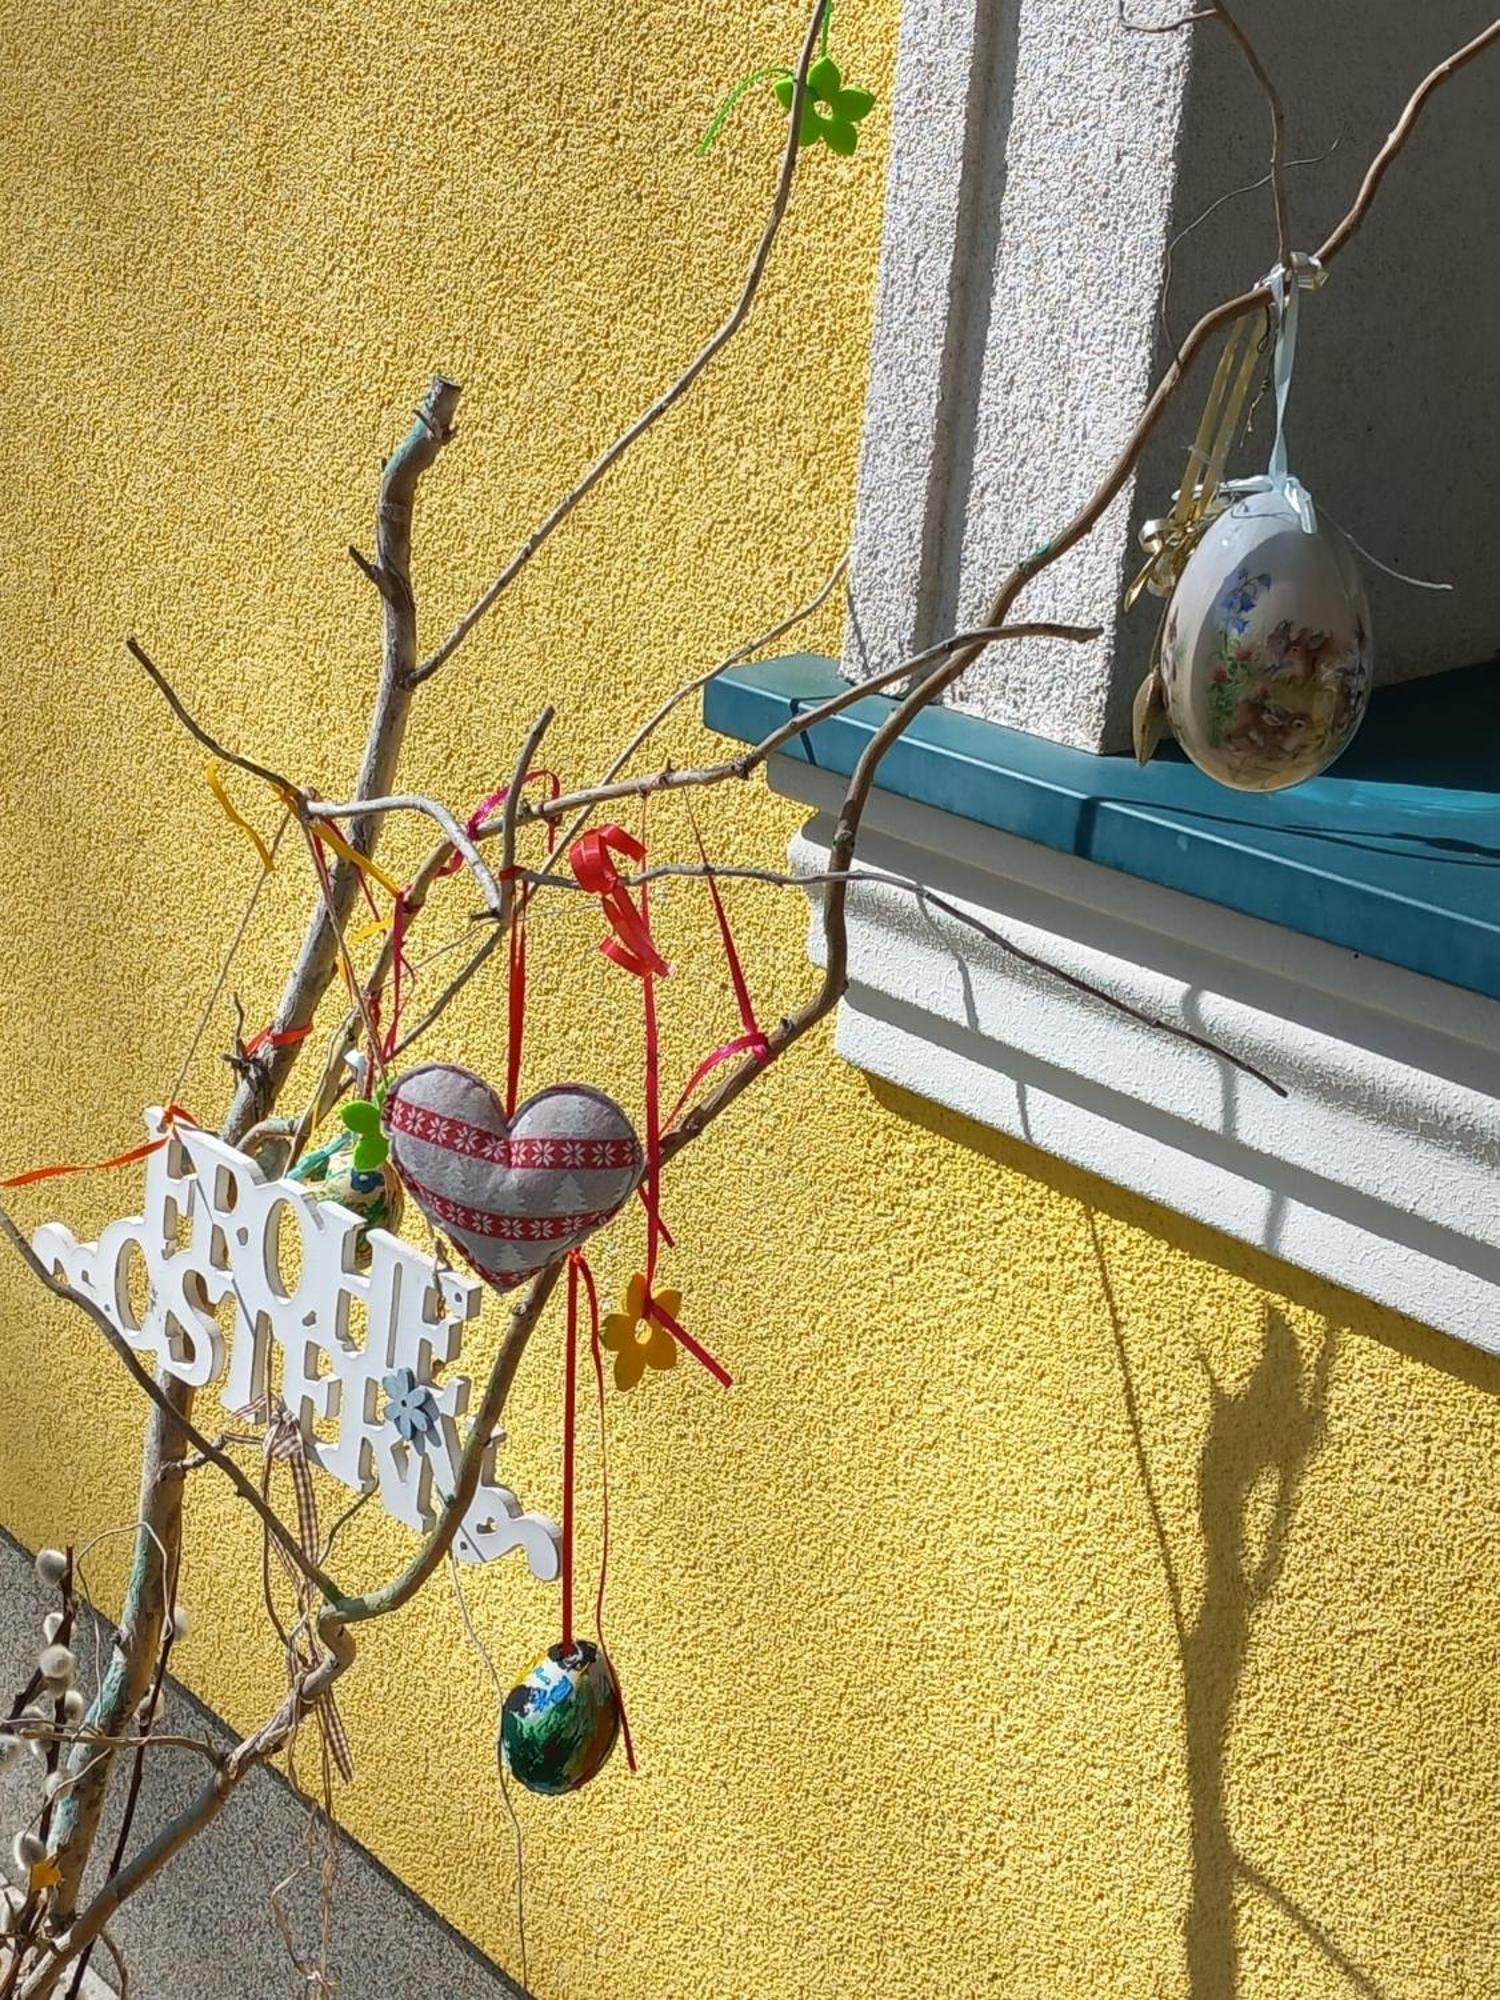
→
(206, 761, 278, 873)
(1125, 311, 1266, 610)
(209, 764, 402, 902)
(308, 819, 403, 901)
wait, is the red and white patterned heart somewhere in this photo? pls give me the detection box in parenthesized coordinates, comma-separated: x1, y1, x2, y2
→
(383, 1063, 642, 1291)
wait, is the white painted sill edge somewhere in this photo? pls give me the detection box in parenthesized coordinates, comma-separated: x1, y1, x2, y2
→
(770, 757, 1500, 1352)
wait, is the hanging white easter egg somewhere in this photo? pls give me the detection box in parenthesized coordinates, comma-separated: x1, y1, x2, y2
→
(1160, 487, 1372, 793)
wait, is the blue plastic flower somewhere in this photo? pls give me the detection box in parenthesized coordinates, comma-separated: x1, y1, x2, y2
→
(382, 1368, 439, 1448)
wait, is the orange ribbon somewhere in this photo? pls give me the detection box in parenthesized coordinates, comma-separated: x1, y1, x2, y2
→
(1, 1105, 198, 1190)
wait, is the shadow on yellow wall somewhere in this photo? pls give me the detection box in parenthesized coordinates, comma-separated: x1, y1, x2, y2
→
(873, 1073, 1499, 1999)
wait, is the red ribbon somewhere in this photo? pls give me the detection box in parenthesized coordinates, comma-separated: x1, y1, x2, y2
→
(568, 826, 669, 980)
(380, 772, 559, 1067)
(568, 817, 731, 1389)
(381, 890, 415, 1065)
(242, 1025, 313, 1061)
(506, 898, 527, 1120)
(663, 812, 771, 1128)
(567, 1251, 637, 1770)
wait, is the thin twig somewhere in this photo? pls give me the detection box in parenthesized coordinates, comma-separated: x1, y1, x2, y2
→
(12, 1724, 222, 1765)
(498, 706, 556, 908)
(168, 815, 292, 1109)
(550, 551, 849, 860)
(1158, 137, 1340, 355)
(1205, 2, 1292, 268)
(407, 0, 832, 687)
(127, 641, 300, 801)
(511, 857, 1285, 1095)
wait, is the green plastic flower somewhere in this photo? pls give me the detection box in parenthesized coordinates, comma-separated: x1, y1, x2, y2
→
(774, 57, 874, 157)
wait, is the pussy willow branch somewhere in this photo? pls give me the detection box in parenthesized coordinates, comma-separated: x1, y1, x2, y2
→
(406, 0, 830, 687)
(41, 375, 461, 1926)
(18, 1267, 562, 1997)
(11, 1724, 222, 1766)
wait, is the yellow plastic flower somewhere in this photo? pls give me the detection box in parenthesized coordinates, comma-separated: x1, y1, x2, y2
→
(600, 1273, 679, 1391)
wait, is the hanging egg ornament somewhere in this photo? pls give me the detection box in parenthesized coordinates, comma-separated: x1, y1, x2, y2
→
(1160, 486, 1372, 793)
(309, 1156, 404, 1254)
(499, 1640, 620, 1797)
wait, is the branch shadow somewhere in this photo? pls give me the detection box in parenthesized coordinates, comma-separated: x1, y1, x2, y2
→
(1087, 1218, 1390, 1999)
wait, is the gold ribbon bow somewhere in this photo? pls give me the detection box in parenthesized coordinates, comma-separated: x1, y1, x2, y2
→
(1125, 310, 1266, 612)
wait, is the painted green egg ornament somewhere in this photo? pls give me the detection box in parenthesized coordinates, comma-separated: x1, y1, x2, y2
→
(309, 1157, 404, 1254)
(499, 1640, 620, 1797)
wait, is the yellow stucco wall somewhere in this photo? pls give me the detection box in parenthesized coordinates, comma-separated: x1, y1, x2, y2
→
(2, 3, 1498, 1996)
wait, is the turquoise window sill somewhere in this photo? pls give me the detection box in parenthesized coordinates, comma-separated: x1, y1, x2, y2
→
(702, 654, 1500, 1003)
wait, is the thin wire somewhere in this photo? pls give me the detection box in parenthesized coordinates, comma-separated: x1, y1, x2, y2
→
(169, 812, 292, 1107)
(447, 1554, 527, 1993)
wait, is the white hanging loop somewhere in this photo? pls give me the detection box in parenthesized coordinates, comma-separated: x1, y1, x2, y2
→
(1257, 253, 1325, 533)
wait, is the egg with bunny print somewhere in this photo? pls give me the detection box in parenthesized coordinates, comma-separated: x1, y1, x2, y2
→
(1160, 486, 1372, 793)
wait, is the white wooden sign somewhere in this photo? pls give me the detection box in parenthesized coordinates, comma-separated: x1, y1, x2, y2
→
(32, 1110, 560, 1578)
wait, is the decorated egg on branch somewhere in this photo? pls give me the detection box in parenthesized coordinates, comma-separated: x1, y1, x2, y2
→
(499, 1639, 620, 1797)
(1160, 487, 1372, 793)
(309, 1157, 404, 1242)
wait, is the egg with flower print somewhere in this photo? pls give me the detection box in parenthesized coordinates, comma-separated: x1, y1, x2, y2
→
(1160, 486, 1372, 793)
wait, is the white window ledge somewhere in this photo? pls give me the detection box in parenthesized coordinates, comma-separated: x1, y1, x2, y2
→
(778, 762, 1500, 1350)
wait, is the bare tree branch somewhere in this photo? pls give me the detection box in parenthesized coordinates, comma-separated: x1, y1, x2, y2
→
(407, 0, 832, 686)
(126, 641, 299, 802)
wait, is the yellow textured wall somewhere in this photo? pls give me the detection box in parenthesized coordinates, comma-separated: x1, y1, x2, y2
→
(2, 4, 1498, 1997)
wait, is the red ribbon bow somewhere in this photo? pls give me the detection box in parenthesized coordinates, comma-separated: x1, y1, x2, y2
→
(568, 825, 669, 981)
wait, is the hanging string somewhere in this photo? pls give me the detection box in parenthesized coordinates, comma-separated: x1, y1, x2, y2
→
(571, 1250, 637, 1771)
(1225, 257, 1452, 588)
(567, 818, 731, 1389)
(447, 1552, 528, 1992)
(698, 66, 794, 153)
(505, 896, 528, 1120)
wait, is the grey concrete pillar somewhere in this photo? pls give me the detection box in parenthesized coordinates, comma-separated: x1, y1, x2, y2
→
(845, 0, 1500, 753)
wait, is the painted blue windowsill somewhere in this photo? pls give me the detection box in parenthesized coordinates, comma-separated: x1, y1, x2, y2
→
(703, 653, 1500, 1003)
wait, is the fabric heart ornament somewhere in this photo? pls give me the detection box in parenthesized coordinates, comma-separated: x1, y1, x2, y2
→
(383, 1064, 642, 1291)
